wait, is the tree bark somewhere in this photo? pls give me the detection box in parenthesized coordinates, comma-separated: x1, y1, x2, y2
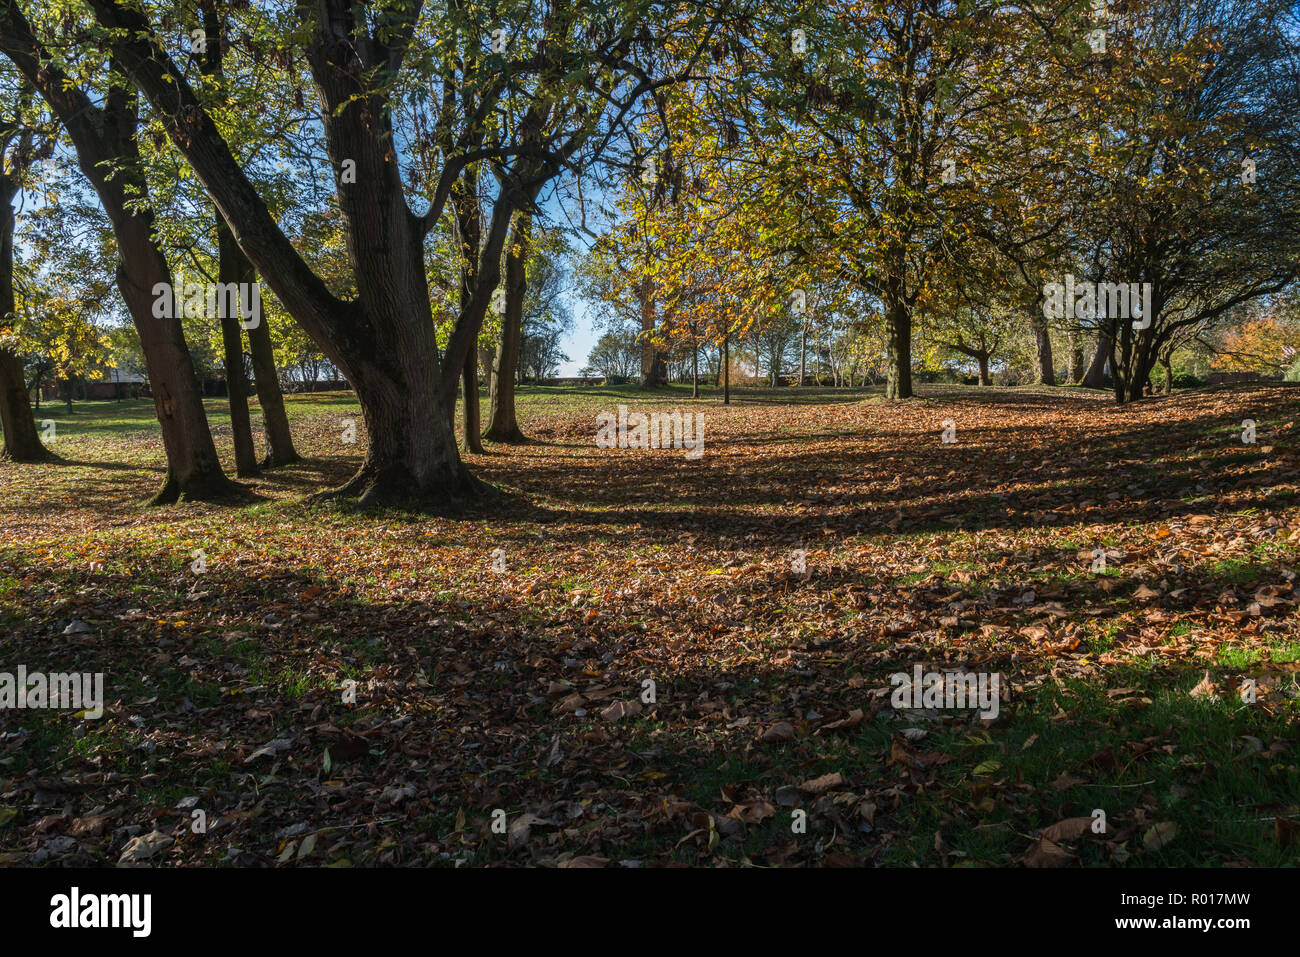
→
(1066, 325, 1085, 383)
(1032, 315, 1055, 385)
(450, 167, 484, 452)
(0, 172, 52, 462)
(0, 347, 46, 461)
(977, 353, 990, 386)
(722, 328, 730, 405)
(1082, 334, 1110, 388)
(484, 209, 530, 443)
(119, 217, 234, 503)
(638, 275, 665, 388)
(884, 290, 913, 399)
(216, 216, 259, 477)
(461, 346, 483, 453)
(244, 303, 299, 467)
(798, 323, 806, 386)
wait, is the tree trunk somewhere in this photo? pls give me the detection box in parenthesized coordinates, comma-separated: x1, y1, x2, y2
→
(1082, 334, 1110, 389)
(461, 346, 483, 453)
(884, 290, 913, 399)
(484, 209, 530, 443)
(692, 343, 698, 399)
(977, 353, 990, 386)
(641, 348, 666, 388)
(218, 315, 258, 476)
(333, 338, 475, 503)
(1130, 326, 1158, 402)
(1066, 325, 1085, 383)
(638, 275, 665, 388)
(216, 215, 259, 477)
(798, 324, 806, 386)
(1162, 355, 1173, 394)
(722, 329, 730, 405)
(0, 176, 53, 462)
(449, 167, 485, 452)
(1129, 349, 1158, 402)
(0, 347, 49, 461)
(119, 222, 235, 503)
(244, 303, 299, 467)
(1032, 315, 1055, 385)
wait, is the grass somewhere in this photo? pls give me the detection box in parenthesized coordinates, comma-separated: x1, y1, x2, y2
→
(1, 382, 1299, 867)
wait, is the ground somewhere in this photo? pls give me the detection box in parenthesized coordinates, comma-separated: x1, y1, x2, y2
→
(1, 383, 1298, 867)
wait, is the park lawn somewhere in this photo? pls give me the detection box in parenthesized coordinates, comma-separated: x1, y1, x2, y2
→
(1, 382, 1299, 867)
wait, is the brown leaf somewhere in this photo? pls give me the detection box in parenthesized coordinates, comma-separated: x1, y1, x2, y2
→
(762, 721, 795, 742)
(600, 698, 643, 722)
(508, 812, 550, 849)
(1143, 821, 1178, 851)
(1273, 817, 1300, 847)
(726, 799, 775, 824)
(798, 772, 845, 795)
(1024, 836, 1076, 868)
(1040, 817, 1093, 843)
(1051, 770, 1088, 791)
(1189, 671, 1218, 700)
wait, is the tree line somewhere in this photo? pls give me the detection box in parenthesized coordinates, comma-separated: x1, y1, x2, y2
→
(0, 0, 1296, 507)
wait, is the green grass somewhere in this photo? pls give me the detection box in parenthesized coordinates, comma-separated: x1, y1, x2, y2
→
(4, 382, 1300, 867)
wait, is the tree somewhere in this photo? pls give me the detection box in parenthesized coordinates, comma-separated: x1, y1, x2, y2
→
(1211, 299, 1300, 376)
(77, 0, 735, 503)
(1069, 0, 1300, 403)
(0, 80, 51, 460)
(484, 208, 533, 443)
(195, 0, 298, 468)
(0, 2, 234, 501)
(584, 324, 641, 379)
(10, 281, 111, 415)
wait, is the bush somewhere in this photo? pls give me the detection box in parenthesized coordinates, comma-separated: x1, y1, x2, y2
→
(1171, 372, 1204, 389)
(605, 374, 628, 386)
(913, 367, 965, 384)
(1285, 357, 1300, 383)
(995, 367, 1034, 386)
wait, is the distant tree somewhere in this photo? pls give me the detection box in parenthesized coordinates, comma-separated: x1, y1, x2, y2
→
(1211, 298, 1300, 377)
(585, 324, 641, 379)
(519, 245, 573, 382)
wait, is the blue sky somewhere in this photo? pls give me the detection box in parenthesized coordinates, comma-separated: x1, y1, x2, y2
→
(539, 180, 611, 377)
(558, 299, 599, 377)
